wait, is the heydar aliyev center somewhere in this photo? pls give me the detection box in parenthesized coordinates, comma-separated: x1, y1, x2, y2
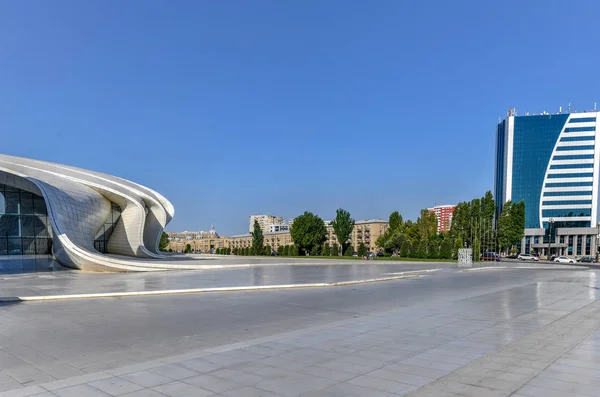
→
(0, 154, 195, 272)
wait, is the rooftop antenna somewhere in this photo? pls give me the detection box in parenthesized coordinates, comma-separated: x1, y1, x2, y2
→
(595, 102, 597, 111)
(559, 106, 562, 113)
(568, 102, 571, 112)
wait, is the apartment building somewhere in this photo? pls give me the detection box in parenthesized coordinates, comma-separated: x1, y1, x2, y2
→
(249, 215, 286, 233)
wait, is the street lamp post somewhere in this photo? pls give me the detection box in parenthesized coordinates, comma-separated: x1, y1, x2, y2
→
(547, 218, 554, 261)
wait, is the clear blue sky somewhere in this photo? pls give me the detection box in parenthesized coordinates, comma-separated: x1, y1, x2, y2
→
(1, 0, 599, 235)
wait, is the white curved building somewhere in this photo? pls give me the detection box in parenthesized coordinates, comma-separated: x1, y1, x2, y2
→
(0, 154, 194, 272)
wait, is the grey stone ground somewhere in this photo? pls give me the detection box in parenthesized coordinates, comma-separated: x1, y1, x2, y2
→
(0, 262, 599, 396)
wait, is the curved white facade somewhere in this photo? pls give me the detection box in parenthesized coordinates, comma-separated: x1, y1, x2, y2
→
(0, 154, 191, 272)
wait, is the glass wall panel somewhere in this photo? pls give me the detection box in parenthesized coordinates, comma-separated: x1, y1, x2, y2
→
(20, 192, 33, 214)
(511, 114, 569, 228)
(7, 238, 21, 255)
(5, 192, 19, 214)
(0, 184, 52, 255)
(1, 215, 20, 236)
(22, 238, 36, 255)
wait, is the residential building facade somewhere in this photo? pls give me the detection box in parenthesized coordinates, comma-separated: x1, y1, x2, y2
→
(214, 219, 390, 254)
(167, 226, 225, 253)
(249, 214, 286, 233)
(427, 205, 456, 232)
(495, 109, 600, 257)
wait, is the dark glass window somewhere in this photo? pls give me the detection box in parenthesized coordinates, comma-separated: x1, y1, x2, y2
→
(569, 117, 596, 123)
(542, 209, 591, 217)
(564, 127, 595, 132)
(20, 192, 33, 214)
(550, 163, 593, 169)
(495, 120, 507, 221)
(5, 192, 19, 214)
(568, 236, 574, 254)
(555, 145, 595, 151)
(553, 154, 594, 160)
(586, 236, 591, 255)
(0, 184, 52, 256)
(546, 182, 593, 187)
(577, 236, 583, 255)
(560, 135, 595, 141)
(542, 200, 592, 205)
(94, 202, 122, 253)
(544, 191, 592, 196)
(547, 173, 594, 179)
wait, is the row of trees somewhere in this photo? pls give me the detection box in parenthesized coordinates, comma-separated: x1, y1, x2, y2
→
(166, 191, 526, 259)
(241, 209, 358, 256)
(375, 191, 526, 259)
(375, 209, 454, 259)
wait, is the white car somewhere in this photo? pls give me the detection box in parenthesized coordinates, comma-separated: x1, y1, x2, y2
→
(554, 256, 575, 264)
(517, 254, 539, 261)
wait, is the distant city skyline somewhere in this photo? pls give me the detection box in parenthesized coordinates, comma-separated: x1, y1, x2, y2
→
(2, 1, 600, 235)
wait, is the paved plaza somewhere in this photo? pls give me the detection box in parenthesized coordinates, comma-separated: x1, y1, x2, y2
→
(1, 260, 600, 396)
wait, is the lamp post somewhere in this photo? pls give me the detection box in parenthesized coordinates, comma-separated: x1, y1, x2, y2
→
(547, 218, 554, 261)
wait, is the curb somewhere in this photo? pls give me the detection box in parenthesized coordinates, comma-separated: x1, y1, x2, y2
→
(0, 274, 422, 302)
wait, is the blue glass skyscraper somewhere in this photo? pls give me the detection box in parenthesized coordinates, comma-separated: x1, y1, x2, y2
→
(495, 109, 600, 257)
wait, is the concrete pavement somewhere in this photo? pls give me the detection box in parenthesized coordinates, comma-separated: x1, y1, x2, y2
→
(0, 265, 599, 396)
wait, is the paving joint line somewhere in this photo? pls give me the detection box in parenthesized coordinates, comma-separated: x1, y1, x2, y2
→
(0, 274, 422, 302)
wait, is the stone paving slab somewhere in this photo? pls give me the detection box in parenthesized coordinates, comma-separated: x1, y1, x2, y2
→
(1, 269, 600, 396)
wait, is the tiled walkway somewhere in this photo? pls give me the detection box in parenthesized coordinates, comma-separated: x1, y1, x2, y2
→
(2, 268, 599, 396)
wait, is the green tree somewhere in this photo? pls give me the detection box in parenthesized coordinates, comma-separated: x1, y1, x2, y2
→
(388, 211, 403, 233)
(290, 212, 327, 255)
(357, 242, 367, 257)
(497, 200, 513, 253)
(399, 241, 410, 257)
(159, 232, 170, 251)
(384, 232, 405, 255)
(331, 244, 339, 256)
(291, 245, 299, 256)
(331, 208, 355, 254)
(226, 247, 231, 255)
(282, 245, 289, 256)
(251, 220, 264, 256)
(264, 245, 271, 256)
(321, 243, 330, 256)
(417, 209, 438, 241)
(440, 234, 452, 259)
(185, 243, 191, 253)
(344, 245, 354, 256)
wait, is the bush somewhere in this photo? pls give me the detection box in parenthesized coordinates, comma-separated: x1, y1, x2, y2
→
(264, 246, 271, 256)
(321, 243, 330, 256)
(357, 243, 367, 257)
(344, 246, 353, 256)
(332, 244, 339, 256)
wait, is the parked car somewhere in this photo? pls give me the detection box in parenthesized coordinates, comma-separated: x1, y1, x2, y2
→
(480, 252, 500, 262)
(505, 253, 518, 259)
(517, 254, 539, 261)
(554, 256, 575, 263)
(365, 251, 375, 259)
(376, 251, 385, 257)
(352, 252, 358, 257)
(578, 256, 596, 263)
